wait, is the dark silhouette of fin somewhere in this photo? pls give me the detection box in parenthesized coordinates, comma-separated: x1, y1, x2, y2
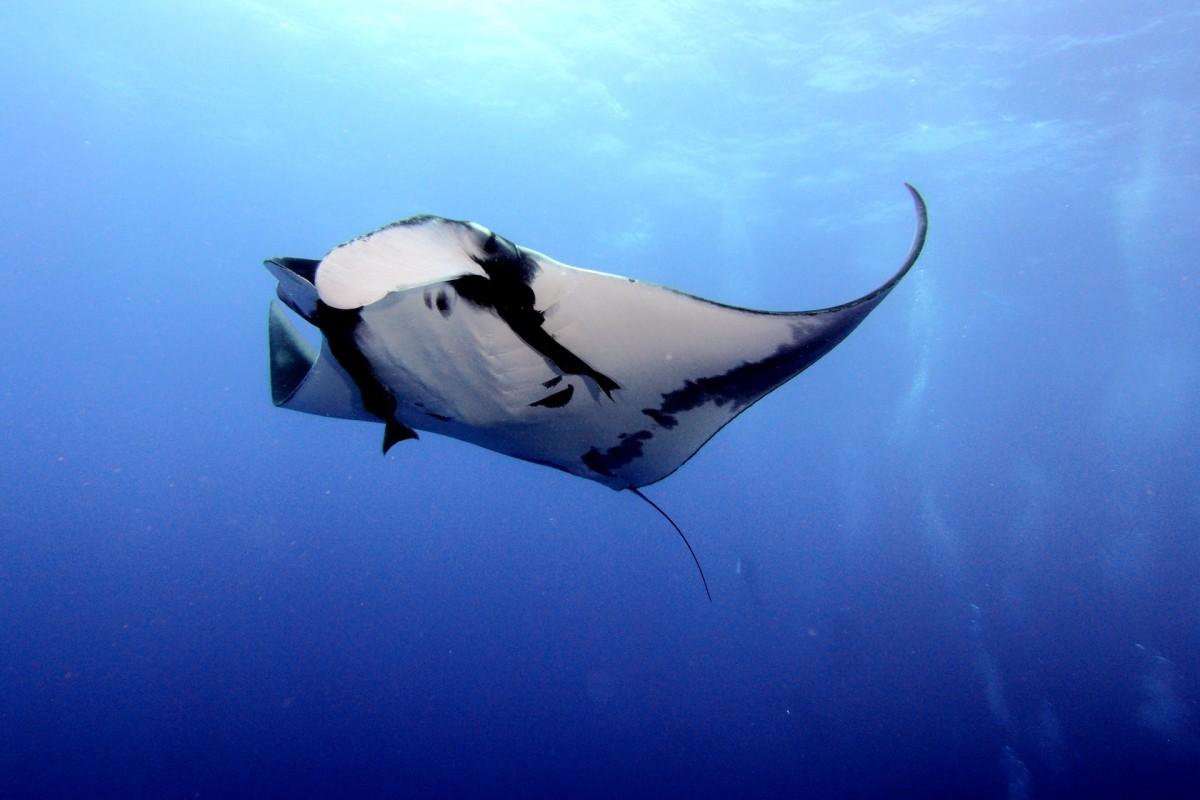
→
(383, 418, 418, 454)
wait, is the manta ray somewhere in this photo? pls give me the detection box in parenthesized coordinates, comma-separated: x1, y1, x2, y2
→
(265, 185, 927, 599)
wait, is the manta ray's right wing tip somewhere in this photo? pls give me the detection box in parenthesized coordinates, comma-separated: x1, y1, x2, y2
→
(899, 182, 928, 280)
(809, 183, 928, 315)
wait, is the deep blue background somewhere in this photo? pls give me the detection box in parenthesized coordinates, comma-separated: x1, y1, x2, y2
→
(2, 2, 1197, 798)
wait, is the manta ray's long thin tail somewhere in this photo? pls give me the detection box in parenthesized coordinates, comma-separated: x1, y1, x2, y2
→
(630, 488, 712, 602)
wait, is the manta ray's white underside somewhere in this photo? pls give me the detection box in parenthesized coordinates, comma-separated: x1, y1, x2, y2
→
(266, 186, 927, 491)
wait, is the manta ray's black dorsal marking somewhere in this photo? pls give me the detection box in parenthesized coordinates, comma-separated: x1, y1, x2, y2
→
(290, 295, 421, 454)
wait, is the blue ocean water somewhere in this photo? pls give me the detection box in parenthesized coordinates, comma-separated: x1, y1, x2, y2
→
(2, 2, 1197, 797)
